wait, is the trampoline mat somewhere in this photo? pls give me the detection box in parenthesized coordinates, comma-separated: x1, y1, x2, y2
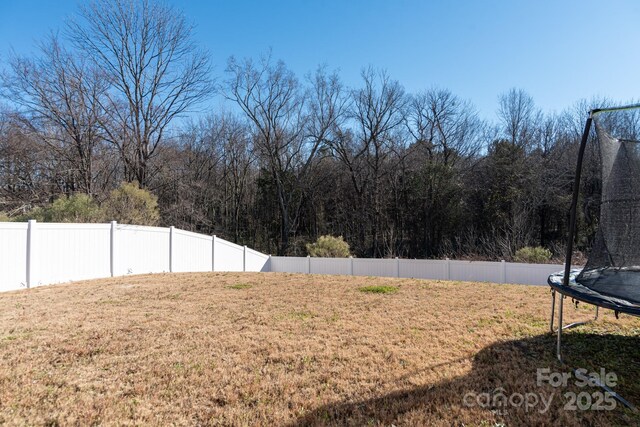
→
(548, 269, 640, 317)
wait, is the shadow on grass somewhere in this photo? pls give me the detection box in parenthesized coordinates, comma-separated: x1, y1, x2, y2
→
(290, 332, 640, 426)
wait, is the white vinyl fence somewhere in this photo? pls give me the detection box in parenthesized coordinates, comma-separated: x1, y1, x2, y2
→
(0, 220, 571, 293)
(270, 256, 568, 286)
(0, 221, 270, 292)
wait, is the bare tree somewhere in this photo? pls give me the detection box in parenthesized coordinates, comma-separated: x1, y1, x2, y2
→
(498, 88, 541, 149)
(333, 67, 407, 256)
(0, 113, 46, 212)
(2, 35, 108, 195)
(68, 0, 213, 187)
(154, 116, 221, 232)
(404, 89, 484, 256)
(225, 55, 305, 254)
(408, 88, 483, 164)
(225, 56, 345, 254)
(154, 113, 256, 240)
(221, 117, 255, 242)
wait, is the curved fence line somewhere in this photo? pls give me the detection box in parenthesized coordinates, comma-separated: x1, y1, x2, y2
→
(0, 220, 576, 292)
(0, 221, 270, 292)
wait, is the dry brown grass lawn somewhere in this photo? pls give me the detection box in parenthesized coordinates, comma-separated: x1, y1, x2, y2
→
(1, 272, 639, 426)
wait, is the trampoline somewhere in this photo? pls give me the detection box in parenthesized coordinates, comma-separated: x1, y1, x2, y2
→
(550, 104, 640, 362)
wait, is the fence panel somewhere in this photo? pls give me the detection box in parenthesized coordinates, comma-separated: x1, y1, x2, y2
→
(0, 223, 28, 292)
(245, 248, 270, 272)
(35, 223, 111, 287)
(449, 260, 503, 283)
(353, 258, 398, 277)
(399, 259, 449, 280)
(270, 256, 309, 273)
(310, 257, 352, 275)
(173, 229, 212, 273)
(116, 225, 170, 275)
(506, 262, 563, 286)
(214, 238, 244, 272)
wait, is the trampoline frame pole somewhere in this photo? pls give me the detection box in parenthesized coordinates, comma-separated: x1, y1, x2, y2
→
(549, 290, 556, 333)
(557, 114, 593, 361)
(557, 295, 564, 361)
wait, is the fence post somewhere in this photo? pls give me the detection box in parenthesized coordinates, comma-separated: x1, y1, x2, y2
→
(350, 256, 354, 275)
(212, 235, 216, 272)
(307, 255, 311, 274)
(110, 221, 117, 277)
(396, 257, 400, 278)
(243, 245, 247, 272)
(169, 226, 175, 273)
(501, 260, 506, 284)
(446, 257, 451, 280)
(26, 219, 36, 288)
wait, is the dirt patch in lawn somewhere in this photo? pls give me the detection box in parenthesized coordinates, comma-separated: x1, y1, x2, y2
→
(0, 273, 638, 426)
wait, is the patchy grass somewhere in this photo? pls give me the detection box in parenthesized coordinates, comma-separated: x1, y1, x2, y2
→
(0, 273, 638, 426)
(288, 310, 317, 320)
(227, 283, 252, 290)
(358, 285, 399, 294)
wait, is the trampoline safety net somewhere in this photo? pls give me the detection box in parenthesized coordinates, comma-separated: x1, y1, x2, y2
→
(577, 109, 640, 304)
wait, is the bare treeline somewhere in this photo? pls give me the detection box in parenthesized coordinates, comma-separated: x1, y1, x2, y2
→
(1, 0, 638, 258)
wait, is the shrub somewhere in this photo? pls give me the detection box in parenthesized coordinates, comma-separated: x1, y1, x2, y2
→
(12, 194, 102, 223)
(306, 235, 351, 257)
(44, 194, 103, 223)
(102, 182, 160, 226)
(12, 207, 45, 223)
(514, 246, 552, 264)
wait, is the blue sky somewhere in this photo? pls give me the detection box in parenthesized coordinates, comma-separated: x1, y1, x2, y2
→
(1, 0, 639, 120)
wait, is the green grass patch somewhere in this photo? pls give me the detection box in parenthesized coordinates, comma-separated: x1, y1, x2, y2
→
(476, 316, 502, 327)
(327, 312, 340, 322)
(358, 285, 398, 294)
(227, 283, 252, 290)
